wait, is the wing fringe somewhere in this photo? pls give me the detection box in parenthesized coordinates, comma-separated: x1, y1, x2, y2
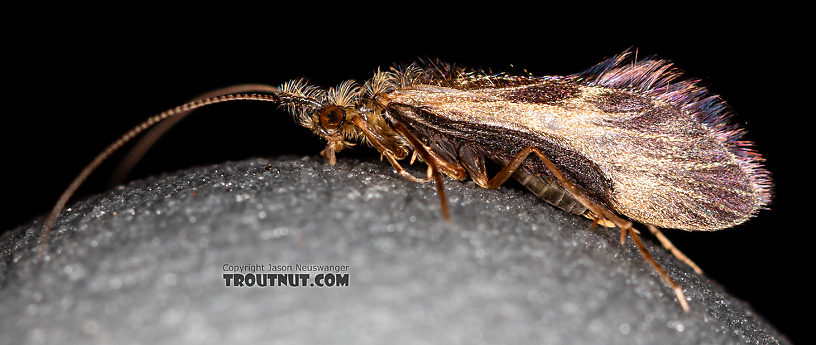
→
(578, 49, 772, 208)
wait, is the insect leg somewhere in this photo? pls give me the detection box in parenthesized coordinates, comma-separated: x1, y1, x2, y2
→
(482, 147, 636, 236)
(458, 145, 489, 188)
(421, 149, 468, 181)
(626, 226, 690, 311)
(589, 215, 616, 229)
(392, 122, 451, 221)
(485, 146, 690, 311)
(646, 224, 703, 274)
(350, 115, 453, 219)
(350, 116, 432, 183)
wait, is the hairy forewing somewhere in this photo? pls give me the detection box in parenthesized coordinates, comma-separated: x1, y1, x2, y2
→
(379, 56, 770, 231)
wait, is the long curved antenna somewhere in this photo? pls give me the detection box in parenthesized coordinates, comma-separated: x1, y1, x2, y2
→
(38, 92, 286, 257)
(108, 84, 281, 186)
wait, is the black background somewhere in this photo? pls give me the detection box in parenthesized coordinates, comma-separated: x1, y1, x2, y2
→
(3, 9, 805, 343)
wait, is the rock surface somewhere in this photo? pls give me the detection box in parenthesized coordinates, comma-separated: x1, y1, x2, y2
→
(0, 157, 790, 344)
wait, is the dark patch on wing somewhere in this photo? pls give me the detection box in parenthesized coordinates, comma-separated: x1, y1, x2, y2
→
(590, 90, 650, 113)
(500, 81, 581, 105)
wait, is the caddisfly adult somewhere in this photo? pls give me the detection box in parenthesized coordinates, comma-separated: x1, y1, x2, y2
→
(38, 50, 772, 312)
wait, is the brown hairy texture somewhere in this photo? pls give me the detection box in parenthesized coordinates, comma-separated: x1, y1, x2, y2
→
(500, 81, 582, 105)
(377, 52, 770, 231)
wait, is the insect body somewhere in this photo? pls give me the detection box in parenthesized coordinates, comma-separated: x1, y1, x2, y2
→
(39, 51, 771, 312)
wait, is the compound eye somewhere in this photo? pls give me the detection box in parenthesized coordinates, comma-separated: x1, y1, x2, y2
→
(318, 105, 346, 131)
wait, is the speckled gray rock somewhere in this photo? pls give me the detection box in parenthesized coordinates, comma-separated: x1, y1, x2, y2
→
(0, 157, 789, 345)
